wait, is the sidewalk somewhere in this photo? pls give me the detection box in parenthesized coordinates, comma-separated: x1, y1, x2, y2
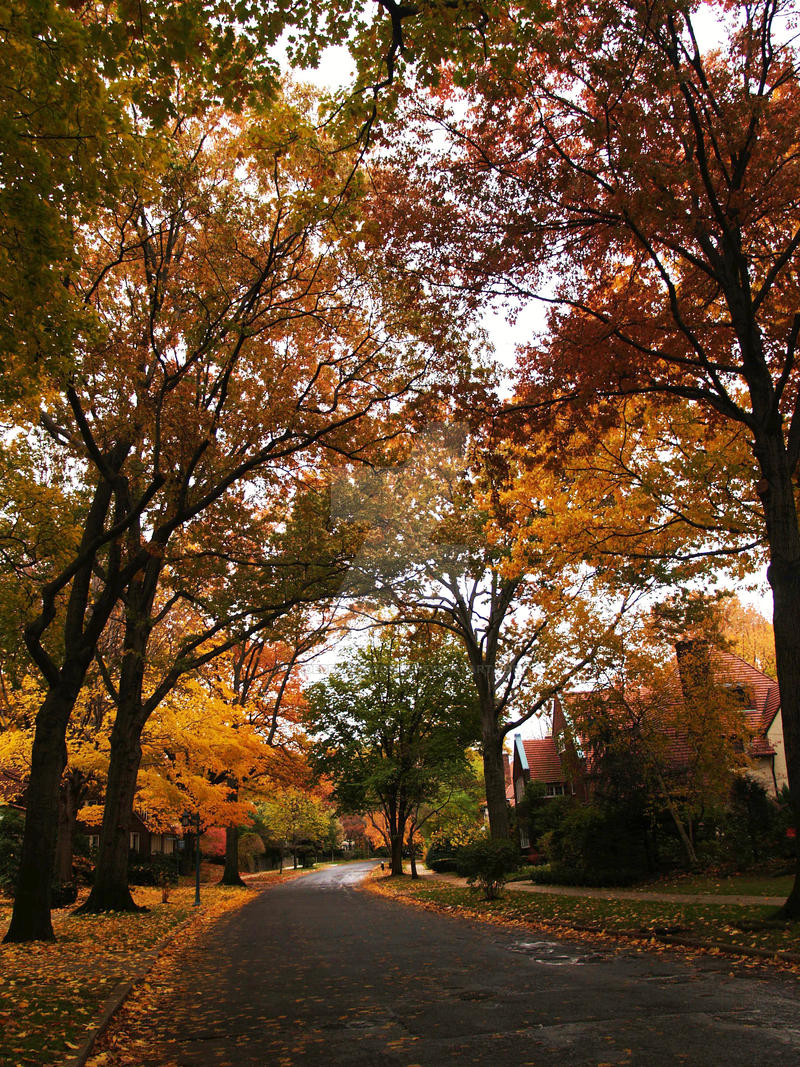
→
(420, 869, 788, 908)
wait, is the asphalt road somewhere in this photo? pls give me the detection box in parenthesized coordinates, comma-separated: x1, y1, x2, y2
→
(119, 862, 800, 1066)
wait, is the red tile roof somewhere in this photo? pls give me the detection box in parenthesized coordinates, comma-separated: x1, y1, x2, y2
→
(521, 737, 567, 784)
(667, 650, 779, 761)
(556, 649, 780, 772)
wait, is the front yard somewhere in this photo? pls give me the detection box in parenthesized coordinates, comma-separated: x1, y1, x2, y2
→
(0, 870, 302, 1066)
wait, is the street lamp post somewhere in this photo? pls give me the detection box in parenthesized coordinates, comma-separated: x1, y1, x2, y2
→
(182, 811, 202, 907)
(194, 810, 201, 907)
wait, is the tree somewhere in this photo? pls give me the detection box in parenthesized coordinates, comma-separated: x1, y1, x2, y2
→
(0, 0, 335, 400)
(3, 78, 455, 940)
(306, 628, 480, 874)
(385, 0, 800, 916)
(216, 606, 343, 886)
(2, 0, 548, 940)
(0, 665, 274, 890)
(256, 787, 331, 870)
(80, 481, 364, 913)
(721, 598, 777, 680)
(342, 426, 639, 840)
(566, 622, 753, 869)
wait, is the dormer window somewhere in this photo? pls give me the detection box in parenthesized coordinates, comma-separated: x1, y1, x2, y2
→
(722, 683, 755, 710)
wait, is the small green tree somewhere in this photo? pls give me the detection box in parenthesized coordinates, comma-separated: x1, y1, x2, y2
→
(323, 815, 344, 863)
(256, 788, 330, 871)
(515, 780, 572, 858)
(306, 628, 481, 875)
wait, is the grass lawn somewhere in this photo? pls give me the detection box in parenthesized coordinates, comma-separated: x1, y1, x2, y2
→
(0, 871, 304, 1067)
(373, 876, 800, 964)
(640, 870, 795, 898)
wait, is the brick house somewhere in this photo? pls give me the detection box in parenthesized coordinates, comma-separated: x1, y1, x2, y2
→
(510, 647, 787, 851)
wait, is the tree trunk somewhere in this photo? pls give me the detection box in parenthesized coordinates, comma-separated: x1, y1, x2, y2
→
(768, 552, 800, 917)
(408, 827, 418, 879)
(80, 563, 161, 914)
(390, 831, 404, 876)
(54, 775, 79, 885)
(3, 687, 76, 942)
(78, 719, 144, 913)
(220, 824, 246, 887)
(657, 777, 698, 868)
(5, 454, 132, 942)
(754, 429, 800, 917)
(482, 714, 510, 840)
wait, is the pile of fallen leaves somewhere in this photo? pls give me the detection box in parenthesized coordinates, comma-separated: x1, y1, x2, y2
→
(0, 882, 256, 1066)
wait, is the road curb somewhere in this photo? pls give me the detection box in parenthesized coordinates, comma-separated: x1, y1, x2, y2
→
(383, 875, 800, 970)
(67, 911, 198, 1067)
(655, 931, 800, 965)
(68, 979, 134, 1067)
(67, 871, 321, 1066)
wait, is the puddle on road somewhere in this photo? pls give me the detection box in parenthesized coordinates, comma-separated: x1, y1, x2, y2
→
(509, 940, 590, 966)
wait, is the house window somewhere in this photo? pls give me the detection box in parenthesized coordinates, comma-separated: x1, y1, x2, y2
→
(129, 831, 141, 852)
(88, 834, 100, 852)
(162, 836, 175, 855)
(723, 683, 754, 710)
(546, 782, 566, 797)
(519, 825, 530, 849)
(150, 834, 163, 854)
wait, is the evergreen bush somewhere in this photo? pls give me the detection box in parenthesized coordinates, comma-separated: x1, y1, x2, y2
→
(548, 801, 650, 885)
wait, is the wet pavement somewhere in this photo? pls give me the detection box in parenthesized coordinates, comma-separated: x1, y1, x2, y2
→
(102, 862, 800, 1066)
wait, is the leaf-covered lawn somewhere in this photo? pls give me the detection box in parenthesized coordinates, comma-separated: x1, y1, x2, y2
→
(0, 881, 269, 1067)
(372, 877, 800, 964)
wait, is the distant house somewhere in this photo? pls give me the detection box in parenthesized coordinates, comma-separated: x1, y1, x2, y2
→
(2, 770, 181, 859)
(510, 720, 582, 854)
(85, 812, 180, 858)
(513, 646, 787, 817)
(675, 647, 786, 798)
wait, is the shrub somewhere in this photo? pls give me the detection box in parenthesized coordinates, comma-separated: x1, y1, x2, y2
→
(201, 826, 227, 862)
(456, 837, 519, 900)
(426, 826, 484, 873)
(516, 784, 573, 849)
(528, 863, 554, 884)
(0, 808, 89, 904)
(548, 801, 650, 886)
(72, 854, 95, 886)
(688, 778, 793, 870)
(129, 854, 179, 887)
(51, 881, 78, 908)
(425, 841, 460, 873)
(238, 831, 265, 873)
(0, 806, 24, 895)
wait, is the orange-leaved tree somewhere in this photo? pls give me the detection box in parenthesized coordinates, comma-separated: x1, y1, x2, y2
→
(380, 0, 800, 914)
(342, 425, 644, 840)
